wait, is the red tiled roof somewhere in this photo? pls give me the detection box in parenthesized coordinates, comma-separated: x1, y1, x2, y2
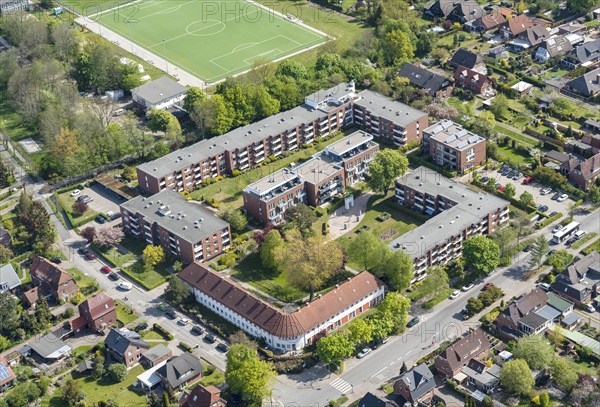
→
(30, 256, 79, 298)
(0, 360, 16, 387)
(506, 14, 534, 36)
(178, 264, 384, 339)
(22, 287, 40, 306)
(438, 329, 491, 373)
(179, 384, 226, 407)
(79, 292, 116, 324)
(70, 315, 87, 331)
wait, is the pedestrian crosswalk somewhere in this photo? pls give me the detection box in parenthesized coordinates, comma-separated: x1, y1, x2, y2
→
(329, 377, 352, 394)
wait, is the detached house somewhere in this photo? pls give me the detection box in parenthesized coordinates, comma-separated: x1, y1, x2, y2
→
(398, 63, 453, 98)
(425, 0, 484, 22)
(500, 14, 535, 38)
(0, 263, 21, 294)
(518, 25, 551, 48)
(435, 328, 491, 379)
(179, 384, 227, 407)
(552, 251, 600, 305)
(156, 353, 203, 391)
(449, 48, 486, 73)
(105, 328, 150, 368)
(562, 41, 600, 70)
(564, 68, 600, 99)
(393, 363, 436, 405)
(467, 9, 510, 32)
(454, 66, 493, 96)
(534, 35, 574, 63)
(0, 360, 16, 392)
(73, 292, 117, 334)
(566, 152, 600, 190)
(496, 288, 548, 337)
(23, 256, 79, 307)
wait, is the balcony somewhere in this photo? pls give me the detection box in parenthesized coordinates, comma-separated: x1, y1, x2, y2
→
(393, 136, 406, 145)
(130, 229, 140, 236)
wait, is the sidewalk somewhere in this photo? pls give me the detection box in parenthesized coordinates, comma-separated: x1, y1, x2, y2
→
(327, 192, 373, 240)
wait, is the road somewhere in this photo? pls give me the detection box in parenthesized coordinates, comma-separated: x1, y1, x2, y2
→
(271, 207, 600, 406)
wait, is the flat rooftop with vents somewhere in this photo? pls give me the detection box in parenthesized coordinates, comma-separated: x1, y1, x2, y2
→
(425, 120, 485, 150)
(354, 89, 428, 126)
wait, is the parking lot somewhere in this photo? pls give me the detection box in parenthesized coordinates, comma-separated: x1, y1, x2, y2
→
(464, 166, 575, 216)
(75, 183, 124, 229)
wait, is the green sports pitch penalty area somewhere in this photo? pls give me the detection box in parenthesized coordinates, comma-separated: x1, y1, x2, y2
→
(89, 0, 327, 83)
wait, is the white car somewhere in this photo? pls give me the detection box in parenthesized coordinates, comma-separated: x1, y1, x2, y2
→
(585, 303, 595, 313)
(117, 281, 133, 291)
(541, 187, 552, 195)
(178, 318, 189, 326)
(461, 283, 475, 292)
(70, 189, 81, 197)
(449, 290, 460, 300)
(357, 348, 372, 358)
(552, 224, 563, 234)
(536, 283, 551, 291)
(557, 194, 568, 202)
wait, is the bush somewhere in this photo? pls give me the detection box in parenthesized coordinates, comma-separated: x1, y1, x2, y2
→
(179, 342, 193, 353)
(536, 212, 562, 229)
(152, 323, 174, 340)
(232, 169, 241, 177)
(108, 363, 127, 382)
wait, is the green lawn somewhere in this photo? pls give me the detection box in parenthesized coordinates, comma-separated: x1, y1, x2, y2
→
(115, 301, 140, 326)
(581, 238, 600, 255)
(67, 267, 100, 296)
(197, 366, 225, 388)
(73, 345, 93, 358)
(495, 124, 538, 147)
(93, 0, 326, 83)
(336, 192, 424, 270)
(496, 145, 531, 166)
(42, 365, 146, 407)
(187, 132, 346, 210)
(55, 191, 99, 228)
(95, 244, 136, 267)
(571, 233, 597, 250)
(142, 331, 167, 341)
(120, 259, 172, 290)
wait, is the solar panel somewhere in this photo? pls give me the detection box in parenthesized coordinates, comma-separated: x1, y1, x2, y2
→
(431, 125, 443, 134)
(0, 363, 12, 381)
(468, 135, 480, 144)
(457, 141, 468, 149)
(445, 135, 457, 143)
(455, 129, 468, 138)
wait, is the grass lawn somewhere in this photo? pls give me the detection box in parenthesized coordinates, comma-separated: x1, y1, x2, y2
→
(120, 259, 172, 290)
(73, 345, 93, 358)
(42, 365, 146, 407)
(115, 301, 140, 326)
(197, 365, 225, 388)
(336, 192, 424, 270)
(55, 191, 99, 228)
(497, 145, 531, 166)
(67, 267, 100, 296)
(581, 237, 600, 255)
(187, 132, 346, 210)
(571, 232, 597, 250)
(495, 124, 538, 147)
(95, 244, 136, 267)
(94, 0, 326, 83)
(142, 331, 168, 341)
(407, 283, 454, 309)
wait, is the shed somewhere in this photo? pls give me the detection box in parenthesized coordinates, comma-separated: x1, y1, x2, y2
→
(77, 360, 93, 374)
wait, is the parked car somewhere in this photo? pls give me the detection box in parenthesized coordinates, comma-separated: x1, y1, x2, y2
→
(551, 193, 560, 200)
(552, 224, 563, 234)
(557, 194, 568, 202)
(117, 281, 132, 291)
(50, 257, 62, 264)
(585, 303, 596, 313)
(483, 283, 495, 291)
(100, 265, 112, 274)
(541, 187, 552, 195)
(95, 216, 106, 224)
(523, 177, 534, 184)
(216, 343, 229, 353)
(85, 252, 96, 260)
(449, 290, 460, 300)
(70, 189, 81, 197)
(574, 230, 587, 240)
(480, 176, 489, 183)
(406, 316, 420, 328)
(178, 318, 189, 326)
(548, 211, 558, 217)
(108, 272, 119, 281)
(157, 303, 168, 312)
(462, 283, 475, 292)
(548, 249, 556, 256)
(134, 323, 148, 332)
(204, 334, 216, 343)
(165, 308, 177, 319)
(357, 348, 372, 358)
(78, 247, 88, 255)
(78, 195, 93, 203)
(536, 283, 551, 291)
(495, 182, 502, 188)
(566, 236, 578, 246)
(497, 185, 506, 192)
(191, 326, 204, 335)
(539, 205, 548, 213)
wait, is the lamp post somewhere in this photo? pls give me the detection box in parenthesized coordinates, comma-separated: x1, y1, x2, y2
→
(162, 39, 169, 74)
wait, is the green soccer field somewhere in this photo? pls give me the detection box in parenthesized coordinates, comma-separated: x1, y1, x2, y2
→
(90, 0, 327, 83)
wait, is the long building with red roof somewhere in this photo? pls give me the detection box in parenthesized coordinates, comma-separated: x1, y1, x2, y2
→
(178, 263, 385, 351)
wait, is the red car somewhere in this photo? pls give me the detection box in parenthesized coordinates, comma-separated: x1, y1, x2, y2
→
(483, 283, 496, 291)
(101, 265, 111, 274)
(523, 177, 534, 184)
(497, 185, 506, 192)
(85, 252, 96, 260)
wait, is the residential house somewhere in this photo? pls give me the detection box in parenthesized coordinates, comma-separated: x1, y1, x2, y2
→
(434, 328, 492, 379)
(357, 392, 399, 407)
(488, 45, 509, 60)
(0, 360, 16, 392)
(104, 328, 150, 368)
(120, 189, 231, 264)
(496, 288, 548, 337)
(398, 63, 453, 98)
(566, 152, 600, 190)
(583, 119, 600, 135)
(0, 0, 29, 14)
(552, 251, 600, 305)
(449, 48, 486, 72)
(500, 14, 535, 38)
(534, 35, 573, 63)
(75, 292, 117, 333)
(24, 256, 79, 306)
(179, 264, 385, 351)
(179, 384, 227, 407)
(564, 68, 600, 99)
(141, 344, 173, 368)
(511, 81, 535, 96)
(423, 119, 487, 173)
(454, 66, 493, 96)
(155, 353, 203, 391)
(0, 263, 21, 294)
(26, 333, 71, 363)
(0, 227, 11, 250)
(77, 360, 94, 375)
(562, 41, 600, 69)
(518, 25, 551, 48)
(467, 9, 510, 32)
(425, 0, 484, 22)
(459, 359, 502, 392)
(557, 22, 585, 35)
(393, 363, 436, 405)
(131, 76, 187, 110)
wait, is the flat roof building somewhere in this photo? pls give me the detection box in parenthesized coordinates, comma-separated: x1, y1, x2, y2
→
(423, 120, 487, 173)
(132, 76, 187, 110)
(390, 167, 509, 279)
(120, 189, 231, 264)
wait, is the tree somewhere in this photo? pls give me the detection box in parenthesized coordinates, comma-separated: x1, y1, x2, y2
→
(62, 378, 83, 407)
(316, 332, 354, 365)
(250, 85, 280, 119)
(108, 363, 128, 382)
(463, 235, 500, 274)
(422, 266, 449, 301)
(379, 250, 414, 292)
(260, 229, 285, 270)
(569, 375, 599, 407)
(517, 0, 526, 13)
(285, 203, 317, 237)
(377, 291, 411, 333)
(146, 109, 175, 133)
(470, 111, 496, 138)
(500, 359, 534, 395)
(539, 391, 550, 407)
(92, 354, 105, 379)
(367, 149, 409, 194)
(220, 209, 248, 232)
(530, 235, 549, 266)
(348, 319, 373, 345)
(229, 331, 258, 351)
(164, 275, 189, 305)
(489, 93, 509, 119)
(280, 230, 344, 301)
(225, 344, 276, 405)
(95, 227, 124, 248)
(146, 392, 162, 407)
(348, 231, 384, 271)
(34, 297, 52, 328)
(588, 185, 600, 204)
(143, 245, 165, 268)
(0, 292, 21, 340)
(513, 336, 555, 370)
(504, 183, 516, 199)
(71, 199, 88, 215)
(384, 29, 414, 64)
(534, 167, 566, 189)
(0, 160, 14, 188)
(567, 0, 599, 13)
(183, 86, 205, 113)
(191, 94, 233, 136)
(0, 245, 13, 263)
(520, 191, 534, 206)
(482, 396, 494, 407)
(550, 357, 578, 391)
(81, 226, 96, 243)
(276, 59, 308, 80)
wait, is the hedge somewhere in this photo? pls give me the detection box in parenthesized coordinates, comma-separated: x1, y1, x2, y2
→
(152, 323, 174, 340)
(179, 342, 193, 353)
(581, 238, 600, 255)
(55, 183, 85, 195)
(536, 212, 563, 229)
(52, 192, 98, 228)
(119, 265, 166, 290)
